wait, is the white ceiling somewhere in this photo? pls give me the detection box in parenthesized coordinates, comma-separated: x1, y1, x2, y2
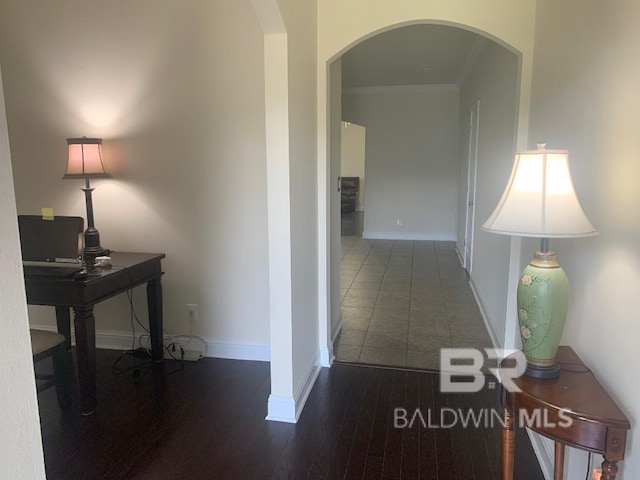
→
(341, 24, 481, 89)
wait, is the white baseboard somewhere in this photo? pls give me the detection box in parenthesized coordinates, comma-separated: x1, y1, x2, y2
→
(320, 311, 343, 367)
(450, 252, 497, 348)
(319, 345, 333, 367)
(526, 430, 554, 480)
(331, 311, 343, 342)
(30, 325, 137, 350)
(207, 341, 270, 361)
(362, 231, 456, 241)
(266, 350, 321, 423)
(266, 395, 298, 423)
(30, 325, 270, 362)
(94, 330, 137, 350)
(467, 279, 500, 350)
(454, 245, 464, 266)
(294, 351, 321, 419)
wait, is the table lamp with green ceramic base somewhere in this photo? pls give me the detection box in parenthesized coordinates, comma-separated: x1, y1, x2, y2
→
(482, 144, 597, 379)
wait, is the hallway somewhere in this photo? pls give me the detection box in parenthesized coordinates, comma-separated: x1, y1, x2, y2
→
(335, 237, 493, 370)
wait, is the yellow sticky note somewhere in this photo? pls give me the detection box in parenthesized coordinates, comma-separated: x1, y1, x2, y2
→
(41, 208, 54, 221)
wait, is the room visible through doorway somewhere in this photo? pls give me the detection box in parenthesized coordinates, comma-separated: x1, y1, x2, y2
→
(335, 235, 493, 369)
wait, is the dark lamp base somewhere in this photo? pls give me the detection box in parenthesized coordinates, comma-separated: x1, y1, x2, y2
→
(83, 247, 110, 257)
(525, 363, 560, 379)
(82, 248, 110, 272)
(83, 226, 109, 271)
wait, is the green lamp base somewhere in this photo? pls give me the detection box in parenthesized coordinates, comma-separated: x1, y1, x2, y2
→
(517, 251, 569, 379)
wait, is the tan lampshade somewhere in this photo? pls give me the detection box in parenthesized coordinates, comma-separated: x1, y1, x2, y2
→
(481, 145, 597, 238)
(63, 137, 111, 179)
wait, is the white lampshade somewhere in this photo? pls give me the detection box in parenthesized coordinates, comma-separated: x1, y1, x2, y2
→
(482, 145, 597, 238)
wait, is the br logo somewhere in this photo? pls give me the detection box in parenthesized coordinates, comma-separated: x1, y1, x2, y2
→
(439, 348, 526, 393)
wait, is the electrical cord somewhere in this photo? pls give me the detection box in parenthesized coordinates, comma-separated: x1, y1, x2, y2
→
(136, 305, 208, 359)
(138, 331, 208, 359)
(105, 262, 210, 379)
(110, 263, 166, 376)
(112, 350, 153, 377)
(108, 263, 205, 375)
(559, 362, 591, 374)
(110, 265, 150, 335)
(111, 266, 145, 377)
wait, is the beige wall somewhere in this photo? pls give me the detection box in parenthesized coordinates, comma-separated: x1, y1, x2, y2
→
(458, 40, 520, 344)
(0, 68, 46, 479)
(528, 1, 640, 476)
(342, 87, 459, 240)
(0, 0, 271, 354)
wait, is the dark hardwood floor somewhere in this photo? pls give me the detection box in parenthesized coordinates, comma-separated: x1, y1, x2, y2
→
(36, 349, 543, 479)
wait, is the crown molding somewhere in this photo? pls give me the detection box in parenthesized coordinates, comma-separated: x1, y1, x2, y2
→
(342, 83, 458, 95)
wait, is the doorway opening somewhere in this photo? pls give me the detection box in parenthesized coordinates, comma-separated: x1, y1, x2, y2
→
(330, 23, 519, 369)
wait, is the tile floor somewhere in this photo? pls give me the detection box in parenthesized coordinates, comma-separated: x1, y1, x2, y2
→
(334, 237, 493, 370)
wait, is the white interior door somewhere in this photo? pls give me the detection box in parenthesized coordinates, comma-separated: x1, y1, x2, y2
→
(464, 101, 479, 272)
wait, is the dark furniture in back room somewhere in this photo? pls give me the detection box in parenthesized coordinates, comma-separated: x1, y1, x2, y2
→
(341, 176, 360, 213)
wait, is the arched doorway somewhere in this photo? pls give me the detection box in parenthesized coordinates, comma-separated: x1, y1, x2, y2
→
(317, 12, 535, 367)
(329, 23, 520, 369)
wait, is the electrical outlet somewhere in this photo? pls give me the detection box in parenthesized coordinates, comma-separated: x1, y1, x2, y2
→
(186, 304, 198, 323)
(396, 218, 403, 227)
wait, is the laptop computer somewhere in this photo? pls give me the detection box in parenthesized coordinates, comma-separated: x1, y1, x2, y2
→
(18, 215, 84, 277)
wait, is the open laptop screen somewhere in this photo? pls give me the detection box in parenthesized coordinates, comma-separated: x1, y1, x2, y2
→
(18, 215, 83, 263)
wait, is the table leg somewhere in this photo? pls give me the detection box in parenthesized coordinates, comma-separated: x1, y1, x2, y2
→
(554, 442, 565, 479)
(601, 459, 619, 479)
(51, 342, 71, 411)
(147, 277, 164, 362)
(55, 306, 72, 350)
(502, 408, 515, 480)
(73, 305, 96, 415)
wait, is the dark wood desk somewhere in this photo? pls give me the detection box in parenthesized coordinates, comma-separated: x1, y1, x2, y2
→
(501, 346, 630, 480)
(25, 252, 165, 414)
